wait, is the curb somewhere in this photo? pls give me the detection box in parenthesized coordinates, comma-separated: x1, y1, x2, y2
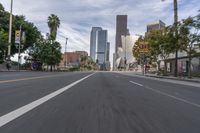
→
(0, 70, 30, 72)
(135, 73, 200, 83)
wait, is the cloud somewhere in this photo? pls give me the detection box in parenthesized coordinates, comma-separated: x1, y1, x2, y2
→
(1, 0, 200, 66)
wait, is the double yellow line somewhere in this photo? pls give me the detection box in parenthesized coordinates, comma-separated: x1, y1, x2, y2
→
(0, 75, 57, 84)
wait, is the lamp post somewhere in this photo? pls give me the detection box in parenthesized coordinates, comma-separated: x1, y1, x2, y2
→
(124, 35, 127, 70)
(162, 0, 178, 77)
(7, 0, 13, 62)
(64, 38, 68, 67)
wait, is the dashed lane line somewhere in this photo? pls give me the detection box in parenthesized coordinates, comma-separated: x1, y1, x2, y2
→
(129, 81, 143, 87)
(129, 80, 200, 108)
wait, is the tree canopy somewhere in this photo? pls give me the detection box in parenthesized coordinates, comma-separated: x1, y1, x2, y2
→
(29, 38, 62, 71)
(132, 10, 200, 76)
(47, 14, 60, 40)
(0, 3, 41, 63)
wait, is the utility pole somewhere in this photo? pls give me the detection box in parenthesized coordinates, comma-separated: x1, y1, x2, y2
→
(7, 0, 13, 61)
(162, 0, 178, 77)
(64, 38, 68, 67)
(174, 0, 178, 77)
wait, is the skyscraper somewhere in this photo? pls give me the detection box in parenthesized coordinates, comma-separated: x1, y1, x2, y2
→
(105, 42, 111, 71)
(115, 15, 128, 54)
(106, 42, 110, 62)
(90, 27, 102, 61)
(96, 30, 107, 65)
(114, 15, 128, 70)
(90, 27, 110, 70)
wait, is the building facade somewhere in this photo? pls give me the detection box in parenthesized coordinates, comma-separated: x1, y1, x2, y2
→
(60, 51, 88, 67)
(90, 27, 102, 61)
(114, 15, 128, 70)
(96, 30, 107, 67)
(90, 27, 110, 70)
(147, 20, 165, 32)
(115, 35, 139, 70)
(106, 42, 110, 62)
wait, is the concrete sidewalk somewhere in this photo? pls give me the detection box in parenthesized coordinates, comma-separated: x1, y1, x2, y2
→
(0, 63, 22, 72)
(0, 70, 18, 72)
(121, 71, 200, 83)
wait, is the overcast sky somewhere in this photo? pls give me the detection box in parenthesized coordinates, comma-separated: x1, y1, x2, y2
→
(1, 0, 200, 63)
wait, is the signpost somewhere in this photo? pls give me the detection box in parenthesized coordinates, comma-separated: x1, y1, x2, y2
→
(139, 42, 149, 75)
(139, 42, 149, 53)
(15, 24, 25, 71)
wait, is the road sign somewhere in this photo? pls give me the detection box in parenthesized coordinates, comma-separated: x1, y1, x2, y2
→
(139, 42, 149, 53)
(15, 30, 21, 44)
(15, 44, 23, 49)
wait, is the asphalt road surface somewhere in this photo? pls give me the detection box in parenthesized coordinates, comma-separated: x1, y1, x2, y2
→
(0, 71, 200, 133)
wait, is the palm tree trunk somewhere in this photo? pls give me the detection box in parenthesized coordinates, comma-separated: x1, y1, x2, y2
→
(164, 61, 167, 76)
(50, 65, 52, 72)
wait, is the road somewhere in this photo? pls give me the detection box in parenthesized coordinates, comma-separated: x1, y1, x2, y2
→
(0, 71, 200, 133)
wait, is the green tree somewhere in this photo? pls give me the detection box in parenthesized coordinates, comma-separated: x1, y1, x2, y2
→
(47, 14, 60, 40)
(11, 15, 41, 55)
(147, 28, 175, 75)
(132, 36, 147, 64)
(30, 38, 62, 71)
(0, 29, 8, 63)
(0, 3, 9, 63)
(0, 3, 9, 31)
(0, 3, 4, 11)
(0, 3, 41, 58)
(178, 16, 200, 78)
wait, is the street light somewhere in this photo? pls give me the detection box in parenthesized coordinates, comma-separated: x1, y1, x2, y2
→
(124, 35, 127, 69)
(162, 0, 178, 77)
(7, 0, 13, 61)
(64, 38, 68, 67)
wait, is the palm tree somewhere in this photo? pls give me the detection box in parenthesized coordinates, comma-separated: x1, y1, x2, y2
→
(47, 14, 60, 40)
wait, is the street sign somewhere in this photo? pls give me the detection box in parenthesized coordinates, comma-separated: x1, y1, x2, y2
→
(139, 42, 149, 53)
(15, 30, 21, 44)
(15, 44, 23, 49)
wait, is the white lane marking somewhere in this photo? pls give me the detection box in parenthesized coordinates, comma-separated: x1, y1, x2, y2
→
(144, 86, 200, 108)
(0, 73, 95, 127)
(129, 81, 143, 87)
(117, 72, 200, 88)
